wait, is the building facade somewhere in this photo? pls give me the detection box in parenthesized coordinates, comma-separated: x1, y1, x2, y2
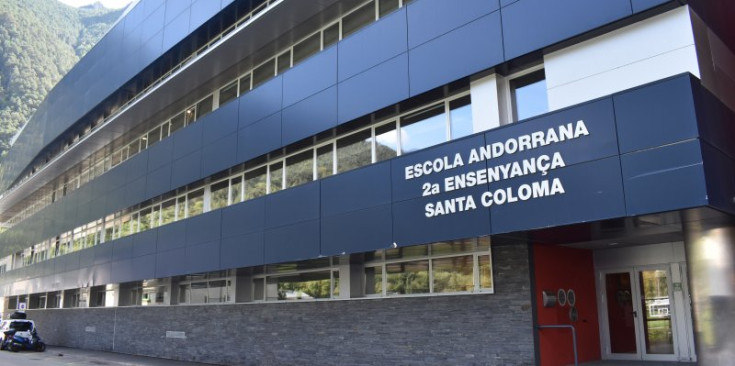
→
(0, 0, 734, 364)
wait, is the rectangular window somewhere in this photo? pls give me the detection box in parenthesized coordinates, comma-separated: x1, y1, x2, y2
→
(252, 60, 275, 88)
(378, 0, 399, 17)
(479, 255, 493, 289)
(400, 104, 446, 153)
(239, 74, 252, 95)
(161, 199, 176, 225)
(286, 150, 313, 188)
(323, 23, 340, 48)
(138, 208, 153, 231)
(244, 167, 267, 200)
(449, 95, 472, 139)
(364, 266, 383, 296)
(337, 130, 372, 173)
(187, 189, 204, 217)
(184, 107, 196, 125)
(375, 122, 398, 162)
(196, 95, 213, 119)
(269, 162, 283, 193)
(386, 261, 429, 295)
(277, 51, 291, 74)
(146, 126, 161, 146)
(176, 196, 186, 220)
(273, 271, 332, 300)
(432, 255, 473, 293)
(511, 69, 548, 121)
(342, 2, 375, 38)
(219, 81, 239, 106)
(292, 32, 321, 66)
(230, 176, 243, 205)
(170, 112, 185, 134)
(316, 144, 333, 179)
(210, 180, 229, 210)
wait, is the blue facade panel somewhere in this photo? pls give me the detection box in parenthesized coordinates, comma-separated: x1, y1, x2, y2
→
(185, 240, 221, 273)
(321, 162, 392, 217)
(185, 211, 222, 246)
(406, 0, 500, 49)
(281, 86, 338, 146)
(201, 100, 240, 146)
(132, 253, 157, 280)
(265, 182, 320, 228)
(125, 176, 148, 205)
(111, 237, 134, 262)
(338, 8, 408, 81)
(264, 220, 320, 263)
(171, 150, 202, 188)
(164, 0, 190, 25)
(621, 140, 707, 215)
(614, 75, 699, 154)
(501, 0, 632, 60)
(162, 5, 190, 51)
(408, 11, 503, 96)
(338, 54, 410, 124)
(221, 198, 266, 239)
(154, 247, 186, 278)
(147, 137, 175, 172)
(93, 242, 114, 266)
(701, 141, 735, 215)
(237, 112, 282, 162)
(321, 205, 393, 256)
(125, 150, 150, 183)
(190, 0, 220, 32)
(201, 134, 238, 177)
(220, 232, 264, 269)
(282, 46, 337, 107)
(172, 122, 204, 159)
(146, 164, 173, 197)
(239, 76, 283, 128)
(132, 229, 159, 258)
(632, 0, 670, 13)
(156, 221, 187, 252)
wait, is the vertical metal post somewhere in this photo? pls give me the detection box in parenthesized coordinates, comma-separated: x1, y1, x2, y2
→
(536, 324, 578, 366)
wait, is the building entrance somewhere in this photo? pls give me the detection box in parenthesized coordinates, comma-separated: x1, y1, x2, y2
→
(601, 266, 678, 361)
(595, 243, 696, 363)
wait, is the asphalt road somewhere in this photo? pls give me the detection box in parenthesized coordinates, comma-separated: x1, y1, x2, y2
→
(0, 345, 219, 366)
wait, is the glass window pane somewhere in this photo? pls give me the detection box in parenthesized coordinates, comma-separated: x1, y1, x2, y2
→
(433, 255, 473, 293)
(364, 266, 383, 295)
(479, 255, 493, 289)
(286, 150, 313, 188)
(385, 245, 428, 260)
(276, 271, 332, 300)
(239, 74, 251, 95)
(170, 112, 185, 134)
(342, 2, 375, 38)
(378, 0, 399, 17)
(323, 23, 339, 48)
(176, 197, 186, 220)
(386, 261, 429, 295)
(253, 278, 265, 301)
(375, 122, 397, 162)
(449, 95, 473, 139)
(138, 208, 152, 231)
(252, 60, 275, 88)
(511, 69, 548, 121)
(269, 163, 283, 193)
(230, 176, 243, 205)
(188, 189, 204, 217)
(190, 282, 207, 304)
(161, 199, 176, 225)
(293, 32, 321, 65)
(277, 51, 291, 74)
(196, 95, 213, 119)
(431, 239, 474, 256)
(332, 271, 340, 298)
(316, 145, 333, 179)
(337, 129, 371, 173)
(185, 106, 196, 125)
(219, 81, 238, 106)
(401, 104, 446, 153)
(245, 166, 267, 200)
(146, 126, 161, 145)
(210, 181, 229, 210)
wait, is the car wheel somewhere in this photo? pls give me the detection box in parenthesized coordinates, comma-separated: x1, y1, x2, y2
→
(35, 342, 45, 352)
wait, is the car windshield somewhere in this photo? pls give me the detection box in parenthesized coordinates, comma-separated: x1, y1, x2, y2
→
(9, 322, 32, 332)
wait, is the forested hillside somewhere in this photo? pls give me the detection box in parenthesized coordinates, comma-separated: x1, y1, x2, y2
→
(0, 0, 124, 157)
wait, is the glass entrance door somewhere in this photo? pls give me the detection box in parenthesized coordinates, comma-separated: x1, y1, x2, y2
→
(602, 267, 678, 361)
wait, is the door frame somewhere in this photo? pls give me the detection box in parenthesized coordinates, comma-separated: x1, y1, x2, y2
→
(598, 265, 681, 362)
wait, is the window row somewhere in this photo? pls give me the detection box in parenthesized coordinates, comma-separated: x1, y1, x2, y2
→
(5, 0, 414, 229)
(10, 90, 471, 270)
(12, 237, 492, 309)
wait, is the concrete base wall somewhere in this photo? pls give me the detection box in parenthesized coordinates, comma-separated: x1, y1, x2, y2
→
(27, 244, 533, 365)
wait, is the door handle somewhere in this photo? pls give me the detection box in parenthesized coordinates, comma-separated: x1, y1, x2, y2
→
(632, 311, 637, 318)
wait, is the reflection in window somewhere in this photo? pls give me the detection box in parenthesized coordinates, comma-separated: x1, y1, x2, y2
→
(323, 23, 340, 48)
(293, 33, 320, 66)
(342, 2, 375, 38)
(433, 256, 473, 293)
(230, 176, 243, 205)
(316, 144, 334, 179)
(449, 95, 472, 139)
(187, 189, 204, 217)
(286, 150, 313, 188)
(245, 167, 267, 200)
(210, 181, 229, 210)
(511, 69, 548, 121)
(387, 261, 430, 295)
(365, 266, 383, 296)
(161, 199, 176, 225)
(401, 105, 446, 153)
(337, 130, 371, 173)
(269, 271, 333, 301)
(196, 96, 213, 119)
(219, 81, 238, 106)
(269, 163, 283, 193)
(375, 122, 397, 162)
(252, 60, 275, 88)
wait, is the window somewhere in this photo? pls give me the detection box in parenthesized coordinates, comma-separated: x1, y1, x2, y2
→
(286, 150, 314, 188)
(252, 60, 275, 88)
(196, 95, 214, 119)
(219, 81, 239, 105)
(316, 144, 334, 179)
(342, 2, 375, 38)
(269, 162, 283, 193)
(178, 271, 233, 304)
(449, 95, 472, 139)
(293, 32, 321, 65)
(510, 69, 548, 121)
(375, 122, 398, 162)
(210, 180, 229, 210)
(253, 258, 339, 301)
(337, 130, 372, 173)
(322, 23, 340, 48)
(244, 167, 267, 200)
(400, 104, 446, 153)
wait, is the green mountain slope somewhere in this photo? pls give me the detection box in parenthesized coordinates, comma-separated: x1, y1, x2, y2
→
(0, 0, 123, 157)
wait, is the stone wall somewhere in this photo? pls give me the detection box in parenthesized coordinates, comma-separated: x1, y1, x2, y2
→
(27, 244, 534, 365)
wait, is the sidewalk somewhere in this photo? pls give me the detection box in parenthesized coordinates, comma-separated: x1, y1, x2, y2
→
(0, 345, 221, 366)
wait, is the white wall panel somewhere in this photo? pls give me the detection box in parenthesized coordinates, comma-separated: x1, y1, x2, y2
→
(545, 6, 699, 110)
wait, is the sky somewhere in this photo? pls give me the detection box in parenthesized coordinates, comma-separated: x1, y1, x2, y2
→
(57, 0, 134, 9)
